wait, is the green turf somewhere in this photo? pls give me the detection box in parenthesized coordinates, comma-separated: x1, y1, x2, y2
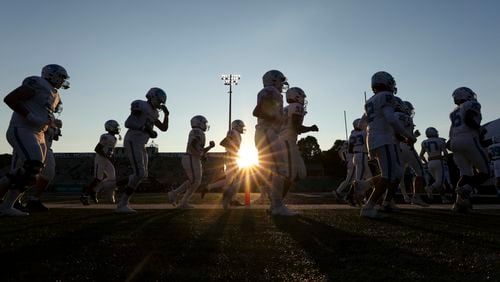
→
(1, 206, 499, 281)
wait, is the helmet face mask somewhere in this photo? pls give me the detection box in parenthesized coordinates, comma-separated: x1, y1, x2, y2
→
(425, 127, 439, 138)
(231, 119, 246, 134)
(191, 115, 209, 132)
(371, 71, 396, 94)
(146, 87, 167, 109)
(262, 70, 288, 93)
(105, 120, 121, 135)
(42, 64, 70, 89)
(452, 87, 477, 105)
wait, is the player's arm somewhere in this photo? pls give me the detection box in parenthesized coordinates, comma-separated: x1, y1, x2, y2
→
(154, 105, 169, 132)
(348, 135, 355, 154)
(384, 107, 415, 143)
(4, 85, 36, 117)
(203, 141, 216, 154)
(253, 93, 281, 122)
(291, 114, 319, 134)
(94, 143, 110, 159)
(464, 109, 481, 130)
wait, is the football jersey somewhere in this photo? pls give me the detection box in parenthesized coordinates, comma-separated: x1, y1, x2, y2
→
(99, 133, 118, 157)
(186, 128, 206, 157)
(255, 86, 283, 130)
(9, 76, 61, 132)
(395, 112, 415, 135)
(421, 137, 446, 159)
(280, 102, 306, 142)
(489, 143, 500, 161)
(225, 129, 242, 156)
(364, 91, 398, 150)
(124, 100, 160, 144)
(349, 129, 367, 153)
(449, 100, 482, 137)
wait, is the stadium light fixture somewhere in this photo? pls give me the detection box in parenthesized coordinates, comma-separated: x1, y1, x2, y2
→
(221, 74, 241, 131)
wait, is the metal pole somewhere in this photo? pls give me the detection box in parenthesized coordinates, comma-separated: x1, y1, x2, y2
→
(229, 75, 232, 131)
(344, 110, 348, 141)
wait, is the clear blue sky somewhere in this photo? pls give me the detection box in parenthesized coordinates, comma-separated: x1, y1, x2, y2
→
(1, 0, 499, 154)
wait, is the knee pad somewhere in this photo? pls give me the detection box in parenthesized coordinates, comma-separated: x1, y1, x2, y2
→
(9, 160, 44, 191)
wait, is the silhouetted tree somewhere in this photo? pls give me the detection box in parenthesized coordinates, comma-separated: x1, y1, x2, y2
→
(297, 136, 322, 162)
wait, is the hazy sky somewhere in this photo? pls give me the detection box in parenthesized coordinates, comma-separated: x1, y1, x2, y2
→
(1, 0, 499, 154)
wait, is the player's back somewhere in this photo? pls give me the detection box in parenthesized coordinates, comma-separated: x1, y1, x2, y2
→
(365, 91, 396, 149)
(450, 100, 482, 137)
(422, 137, 446, 159)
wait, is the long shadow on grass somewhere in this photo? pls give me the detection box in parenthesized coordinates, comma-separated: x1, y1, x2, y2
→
(272, 214, 465, 281)
(0, 210, 184, 282)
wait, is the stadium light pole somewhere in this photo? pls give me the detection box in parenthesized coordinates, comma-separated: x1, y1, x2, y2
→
(221, 74, 241, 131)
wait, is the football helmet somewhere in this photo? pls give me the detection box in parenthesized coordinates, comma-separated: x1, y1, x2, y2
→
(352, 118, 361, 129)
(403, 101, 415, 117)
(262, 70, 288, 92)
(231, 119, 246, 134)
(425, 127, 439, 138)
(452, 87, 477, 105)
(393, 96, 406, 113)
(42, 64, 70, 89)
(191, 115, 209, 131)
(146, 87, 167, 109)
(105, 120, 121, 135)
(286, 87, 307, 105)
(54, 119, 63, 129)
(371, 71, 396, 94)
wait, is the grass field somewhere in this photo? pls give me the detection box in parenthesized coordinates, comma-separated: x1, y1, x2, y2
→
(1, 193, 499, 281)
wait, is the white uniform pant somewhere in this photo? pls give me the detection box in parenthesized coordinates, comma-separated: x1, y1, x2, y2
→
(125, 139, 148, 189)
(40, 149, 55, 181)
(492, 159, 500, 178)
(282, 139, 306, 181)
(255, 127, 285, 206)
(7, 127, 47, 171)
(427, 159, 445, 190)
(370, 144, 402, 182)
(353, 152, 372, 181)
(94, 154, 116, 193)
(173, 154, 202, 205)
(451, 136, 489, 176)
(399, 144, 424, 177)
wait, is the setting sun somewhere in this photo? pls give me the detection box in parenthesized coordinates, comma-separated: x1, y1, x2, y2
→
(237, 144, 259, 168)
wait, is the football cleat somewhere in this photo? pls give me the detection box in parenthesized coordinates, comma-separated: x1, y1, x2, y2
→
(380, 200, 401, 213)
(403, 195, 412, 204)
(411, 196, 429, 207)
(271, 205, 298, 216)
(90, 193, 99, 204)
(79, 194, 90, 206)
(167, 191, 176, 207)
(360, 205, 384, 219)
(0, 207, 29, 216)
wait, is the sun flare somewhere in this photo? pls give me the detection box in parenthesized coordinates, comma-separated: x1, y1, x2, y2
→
(237, 144, 259, 168)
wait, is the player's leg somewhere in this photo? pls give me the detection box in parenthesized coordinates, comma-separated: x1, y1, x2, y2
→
(116, 140, 146, 213)
(408, 150, 428, 206)
(26, 149, 55, 212)
(179, 156, 202, 208)
(253, 128, 272, 204)
(1, 128, 45, 216)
